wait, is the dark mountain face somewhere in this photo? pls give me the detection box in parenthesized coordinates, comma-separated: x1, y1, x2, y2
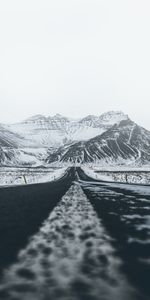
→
(1, 111, 150, 167)
(46, 119, 150, 165)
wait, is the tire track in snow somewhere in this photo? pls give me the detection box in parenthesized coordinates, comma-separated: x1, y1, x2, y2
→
(0, 183, 134, 300)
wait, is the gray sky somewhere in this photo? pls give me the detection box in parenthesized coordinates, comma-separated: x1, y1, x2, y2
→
(0, 0, 150, 129)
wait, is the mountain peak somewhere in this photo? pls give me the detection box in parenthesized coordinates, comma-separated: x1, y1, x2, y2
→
(100, 110, 128, 118)
(53, 114, 68, 120)
(81, 115, 97, 120)
(2, 110, 150, 167)
(99, 110, 128, 124)
(24, 114, 46, 122)
(54, 114, 63, 118)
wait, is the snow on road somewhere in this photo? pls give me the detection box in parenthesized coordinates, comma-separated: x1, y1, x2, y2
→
(0, 183, 133, 300)
(82, 179, 150, 197)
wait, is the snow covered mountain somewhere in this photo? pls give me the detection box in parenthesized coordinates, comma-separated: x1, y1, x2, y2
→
(0, 147, 49, 167)
(79, 111, 128, 129)
(46, 119, 150, 166)
(1, 111, 150, 167)
(3, 111, 128, 148)
(0, 123, 50, 166)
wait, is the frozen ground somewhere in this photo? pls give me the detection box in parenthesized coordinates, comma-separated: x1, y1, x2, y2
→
(81, 167, 150, 196)
(82, 166, 150, 184)
(0, 167, 67, 186)
(0, 183, 133, 300)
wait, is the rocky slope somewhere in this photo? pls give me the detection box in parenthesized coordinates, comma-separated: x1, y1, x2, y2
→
(0, 123, 50, 166)
(46, 119, 150, 166)
(3, 111, 128, 148)
(1, 111, 150, 166)
(0, 124, 24, 148)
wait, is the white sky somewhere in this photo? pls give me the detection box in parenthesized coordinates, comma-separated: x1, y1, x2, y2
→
(0, 0, 150, 129)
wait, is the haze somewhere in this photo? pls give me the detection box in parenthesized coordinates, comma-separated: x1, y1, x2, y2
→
(0, 0, 150, 129)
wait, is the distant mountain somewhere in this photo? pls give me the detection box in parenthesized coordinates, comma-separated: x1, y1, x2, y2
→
(0, 147, 49, 167)
(3, 111, 128, 148)
(1, 111, 150, 167)
(0, 125, 48, 167)
(79, 111, 128, 129)
(46, 119, 150, 166)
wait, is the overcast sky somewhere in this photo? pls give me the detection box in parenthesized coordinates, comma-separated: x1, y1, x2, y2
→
(0, 0, 150, 129)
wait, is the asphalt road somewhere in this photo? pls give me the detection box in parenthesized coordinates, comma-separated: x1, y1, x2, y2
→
(0, 167, 150, 300)
(77, 167, 150, 300)
(0, 168, 75, 272)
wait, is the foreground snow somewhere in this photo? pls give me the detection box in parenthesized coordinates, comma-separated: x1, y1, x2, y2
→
(82, 166, 114, 182)
(82, 166, 150, 184)
(101, 181, 150, 196)
(81, 168, 150, 196)
(0, 167, 67, 186)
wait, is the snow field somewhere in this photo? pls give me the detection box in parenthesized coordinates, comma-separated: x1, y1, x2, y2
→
(0, 168, 67, 186)
(82, 166, 150, 184)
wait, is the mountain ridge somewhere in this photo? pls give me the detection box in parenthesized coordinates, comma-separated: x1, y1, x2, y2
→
(46, 118, 150, 166)
(3, 110, 128, 148)
(0, 111, 150, 167)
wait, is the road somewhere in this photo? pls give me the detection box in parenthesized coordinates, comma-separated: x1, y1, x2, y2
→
(0, 168, 75, 271)
(0, 167, 150, 300)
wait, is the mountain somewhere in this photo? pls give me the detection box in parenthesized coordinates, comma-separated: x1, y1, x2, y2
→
(3, 111, 128, 148)
(0, 125, 48, 166)
(0, 147, 49, 167)
(46, 119, 150, 166)
(3, 114, 69, 148)
(1, 111, 150, 167)
(79, 111, 128, 129)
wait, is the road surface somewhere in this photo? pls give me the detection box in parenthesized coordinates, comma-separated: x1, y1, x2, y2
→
(0, 167, 149, 300)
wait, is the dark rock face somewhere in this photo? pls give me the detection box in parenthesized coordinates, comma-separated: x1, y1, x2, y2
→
(46, 119, 150, 164)
(1, 111, 150, 166)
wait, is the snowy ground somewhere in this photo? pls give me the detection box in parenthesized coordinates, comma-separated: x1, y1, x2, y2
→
(0, 167, 67, 186)
(81, 167, 150, 196)
(82, 166, 150, 184)
(0, 183, 133, 300)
